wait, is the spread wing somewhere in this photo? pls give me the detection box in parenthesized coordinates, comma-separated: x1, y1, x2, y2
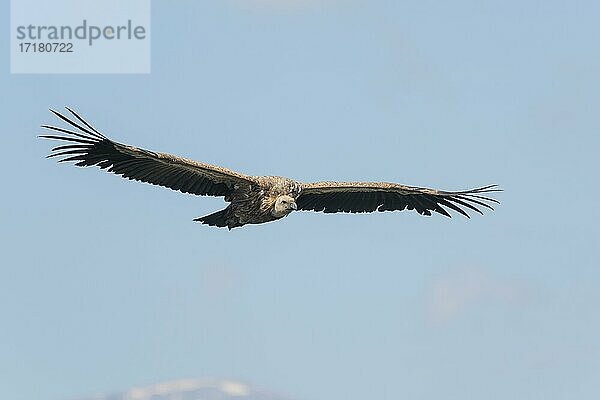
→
(40, 108, 255, 198)
(297, 182, 500, 218)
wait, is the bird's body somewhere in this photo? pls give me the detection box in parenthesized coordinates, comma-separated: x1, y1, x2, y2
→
(203, 176, 301, 229)
(41, 108, 500, 229)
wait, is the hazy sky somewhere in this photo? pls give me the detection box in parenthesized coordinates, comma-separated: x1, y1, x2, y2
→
(2, 1, 599, 399)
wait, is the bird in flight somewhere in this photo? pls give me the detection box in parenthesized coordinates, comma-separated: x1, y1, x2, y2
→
(41, 108, 501, 229)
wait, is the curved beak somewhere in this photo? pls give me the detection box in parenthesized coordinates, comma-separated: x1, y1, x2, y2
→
(291, 201, 297, 210)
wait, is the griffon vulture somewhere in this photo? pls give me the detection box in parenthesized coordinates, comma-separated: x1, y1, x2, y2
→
(40, 108, 500, 229)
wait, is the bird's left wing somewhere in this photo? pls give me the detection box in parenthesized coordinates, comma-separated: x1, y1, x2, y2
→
(40, 108, 256, 198)
(297, 181, 500, 217)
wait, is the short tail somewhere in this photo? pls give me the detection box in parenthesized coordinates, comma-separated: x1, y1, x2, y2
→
(194, 209, 229, 228)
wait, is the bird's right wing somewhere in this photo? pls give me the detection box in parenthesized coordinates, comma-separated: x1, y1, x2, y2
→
(40, 108, 256, 198)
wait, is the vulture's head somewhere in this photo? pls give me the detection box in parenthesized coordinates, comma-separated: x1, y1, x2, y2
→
(272, 195, 297, 217)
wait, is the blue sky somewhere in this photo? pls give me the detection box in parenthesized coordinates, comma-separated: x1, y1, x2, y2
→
(1, 1, 599, 399)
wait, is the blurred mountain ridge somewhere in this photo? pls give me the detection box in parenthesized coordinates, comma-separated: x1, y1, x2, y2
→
(72, 378, 291, 400)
